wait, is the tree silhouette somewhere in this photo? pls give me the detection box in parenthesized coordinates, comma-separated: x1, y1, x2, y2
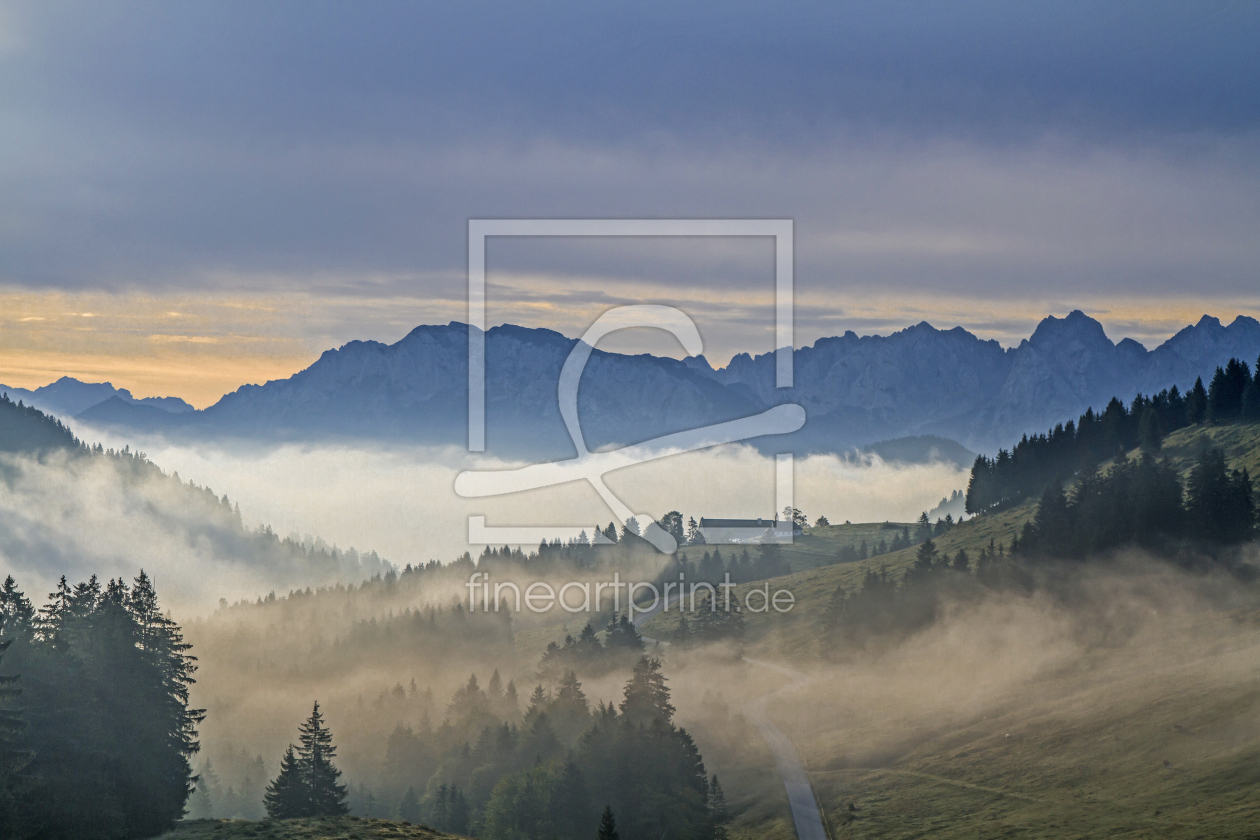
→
(619, 657, 675, 725)
(265, 703, 348, 818)
(597, 805, 619, 840)
(263, 745, 308, 818)
(298, 702, 348, 816)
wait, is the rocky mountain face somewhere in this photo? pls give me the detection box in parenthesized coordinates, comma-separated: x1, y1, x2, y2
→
(69, 312, 1260, 458)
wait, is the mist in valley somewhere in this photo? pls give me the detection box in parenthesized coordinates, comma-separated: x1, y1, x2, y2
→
(68, 422, 969, 579)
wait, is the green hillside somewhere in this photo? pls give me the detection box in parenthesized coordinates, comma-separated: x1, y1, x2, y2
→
(649, 418, 1260, 659)
(644, 501, 1037, 658)
(701, 417, 1260, 838)
(1153, 418, 1260, 479)
(161, 817, 458, 840)
(804, 607, 1260, 839)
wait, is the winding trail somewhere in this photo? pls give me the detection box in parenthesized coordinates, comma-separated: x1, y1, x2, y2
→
(742, 659, 829, 840)
(631, 596, 828, 839)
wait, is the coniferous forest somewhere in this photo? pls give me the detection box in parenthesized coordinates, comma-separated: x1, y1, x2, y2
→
(0, 573, 202, 839)
(820, 359, 1260, 655)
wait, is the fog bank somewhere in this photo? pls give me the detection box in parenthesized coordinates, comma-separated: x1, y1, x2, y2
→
(74, 427, 968, 564)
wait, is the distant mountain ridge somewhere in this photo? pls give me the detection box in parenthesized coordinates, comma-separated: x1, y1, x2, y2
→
(56, 311, 1260, 457)
(0, 376, 193, 419)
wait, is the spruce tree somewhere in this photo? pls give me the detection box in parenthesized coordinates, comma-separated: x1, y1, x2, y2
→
(1139, 405, 1162, 452)
(619, 657, 675, 725)
(263, 745, 308, 818)
(915, 511, 932, 543)
(0, 577, 33, 632)
(1243, 358, 1260, 419)
(298, 702, 349, 816)
(597, 805, 619, 840)
(399, 786, 421, 822)
(910, 538, 938, 578)
(1187, 376, 1208, 424)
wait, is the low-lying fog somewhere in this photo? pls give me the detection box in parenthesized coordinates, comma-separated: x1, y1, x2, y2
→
(61, 424, 965, 582)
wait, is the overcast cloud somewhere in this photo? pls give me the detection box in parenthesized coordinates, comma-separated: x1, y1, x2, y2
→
(2, 1, 1259, 380)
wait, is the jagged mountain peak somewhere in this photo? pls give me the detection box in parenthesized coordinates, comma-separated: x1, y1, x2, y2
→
(1230, 315, 1260, 330)
(1027, 310, 1113, 349)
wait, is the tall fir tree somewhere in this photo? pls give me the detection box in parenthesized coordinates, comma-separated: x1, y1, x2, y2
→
(1243, 356, 1260, 419)
(298, 702, 349, 816)
(1187, 376, 1209, 424)
(619, 657, 675, 725)
(597, 805, 619, 840)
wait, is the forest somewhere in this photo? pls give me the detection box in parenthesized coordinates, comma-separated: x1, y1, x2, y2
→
(0, 573, 201, 839)
(966, 355, 1260, 513)
(824, 361, 1260, 655)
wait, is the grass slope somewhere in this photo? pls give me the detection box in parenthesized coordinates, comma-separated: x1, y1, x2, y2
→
(644, 501, 1038, 659)
(1153, 418, 1260, 479)
(664, 419, 1260, 659)
(160, 818, 458, 840)
(807, 613, 1260, 839)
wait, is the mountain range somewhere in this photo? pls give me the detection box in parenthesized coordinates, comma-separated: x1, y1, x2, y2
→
(13, 311, 1260, 459)
(0, 377, 194, 420)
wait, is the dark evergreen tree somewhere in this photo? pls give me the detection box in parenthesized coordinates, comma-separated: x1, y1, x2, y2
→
(263, 745, 308, 818)
(1187, 376, 1209, 424)
(686, 516, 704, 545)
(0, 578, 33, 632)
(619, 657, 675, 725)
(1139, 405, 1162, 452)
(5, 573, 202, 839)
(1243, 356, 1260, 419)
(915, 511, 933, 543)
(431, 783, 449, 827)
(298, 702, 349, 816)
(908, 538, 938, 579)
(1186, 449, 1256, 546)
(1209, 358, 1251, 422)
(597, 805, 619, 840)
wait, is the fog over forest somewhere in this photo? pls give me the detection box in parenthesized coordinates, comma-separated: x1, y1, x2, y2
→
(65, 424, 967, 592)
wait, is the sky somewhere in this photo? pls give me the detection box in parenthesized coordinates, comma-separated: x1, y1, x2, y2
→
(2, 1, 1259, 406)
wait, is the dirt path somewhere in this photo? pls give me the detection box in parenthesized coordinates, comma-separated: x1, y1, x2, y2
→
(632, 600, 829, 839)
(739, 659, 830, 840)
